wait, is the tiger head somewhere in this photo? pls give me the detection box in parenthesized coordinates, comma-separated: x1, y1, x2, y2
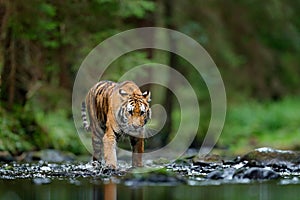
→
(112, 81, 151, 137)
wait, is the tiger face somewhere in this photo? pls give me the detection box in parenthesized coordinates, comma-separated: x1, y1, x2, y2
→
(113, 84, 151, 137)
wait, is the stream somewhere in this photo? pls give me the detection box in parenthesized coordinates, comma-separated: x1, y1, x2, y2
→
(1, 147, 300, 200)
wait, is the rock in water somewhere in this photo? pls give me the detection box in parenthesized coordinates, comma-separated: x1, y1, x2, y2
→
(241, 147, 300, 168)
(0, 151, 15, 162)
(233, 167, 280, 180)
(23, 149, 75, 162)
(207, 168, 236, 180)
(33, 177, 51, 185)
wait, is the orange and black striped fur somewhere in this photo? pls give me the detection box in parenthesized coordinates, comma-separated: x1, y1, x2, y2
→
(81, 80, 151, 168)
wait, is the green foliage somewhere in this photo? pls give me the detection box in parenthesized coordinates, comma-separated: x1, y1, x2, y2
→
(0, 108, 34, 154)
(103, 51, 152, 81)
(119, 1, 155, 19)
(0, 83, 87, 155)
(35, 110, 86, 155)
(26, 85, 87, 155)
(178, 0, 300, 98)
(1, 0, 300, 156)
(0, 0, 157, 155)
(10, 1, 60, 48)
(219, 97, 300, 154)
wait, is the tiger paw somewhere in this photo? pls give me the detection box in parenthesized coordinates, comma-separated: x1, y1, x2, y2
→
(105, 163, 117, 169)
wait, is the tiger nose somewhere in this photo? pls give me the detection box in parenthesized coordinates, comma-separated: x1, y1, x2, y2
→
(133, 124, 141, 129)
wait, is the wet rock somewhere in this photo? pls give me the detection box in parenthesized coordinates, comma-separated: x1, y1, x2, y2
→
(207, 168, 236, 180)
(41, 149, 72, 162)
(23, 149, 75, 162)
(124, 174, 185, 186)
(33, 177, 51, 185)
(233, 167, 280, 180)
(152, 157, 171, 165)
(207, 170, 223, 180)
(280, 177, 300, 185)
(192, 161, 212, 167)
(0, 151, 15, 162)
(124, 168, 186, 186)
(193, 154, 223, 165)
(241, 147, 300, 168)
(69, 178, 81, 185)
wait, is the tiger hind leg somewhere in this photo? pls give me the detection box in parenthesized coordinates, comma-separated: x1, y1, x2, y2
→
(92, 128, 104, 163)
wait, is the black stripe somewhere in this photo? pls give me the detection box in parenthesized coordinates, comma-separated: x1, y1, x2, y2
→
(118, 108, 127, 123)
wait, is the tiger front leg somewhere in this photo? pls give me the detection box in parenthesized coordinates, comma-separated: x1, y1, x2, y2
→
(103, 128, 117, 168)
(130, 137, 144, 167)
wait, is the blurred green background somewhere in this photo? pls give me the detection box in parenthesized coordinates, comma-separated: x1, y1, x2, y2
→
(0, 0, 299, 156)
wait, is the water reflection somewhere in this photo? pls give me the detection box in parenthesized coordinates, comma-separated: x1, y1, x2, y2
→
(104, 182, 117, 200)
(93, 181, 144, 200)
(93, 181, 117, 200)
(1, 179, 300, 200)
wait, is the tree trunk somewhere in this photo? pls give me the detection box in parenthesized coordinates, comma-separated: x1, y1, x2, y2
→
(58, 45, 72, 89)
(161, 0, 179, 145)
(0, 1, 29, 109)
(0, 1, 24, 109)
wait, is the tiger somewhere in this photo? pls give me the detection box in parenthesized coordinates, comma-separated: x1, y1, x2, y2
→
(81, 80, 151, 168)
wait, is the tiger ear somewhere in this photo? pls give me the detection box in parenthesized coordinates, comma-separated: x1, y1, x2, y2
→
(142, 91, 151, 102)
(119, 89, 128, 96)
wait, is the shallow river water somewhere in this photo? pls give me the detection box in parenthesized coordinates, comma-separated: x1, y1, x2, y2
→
(1, 178, 300, 200)
(0, 160, 300, 200)
(1, 147, 300, 200)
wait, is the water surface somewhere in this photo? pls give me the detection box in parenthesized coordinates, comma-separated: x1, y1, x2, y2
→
(1, 178, 300, 200)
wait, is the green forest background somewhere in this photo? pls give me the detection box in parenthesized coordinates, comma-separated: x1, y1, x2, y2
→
(0, 0, 300, 157)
